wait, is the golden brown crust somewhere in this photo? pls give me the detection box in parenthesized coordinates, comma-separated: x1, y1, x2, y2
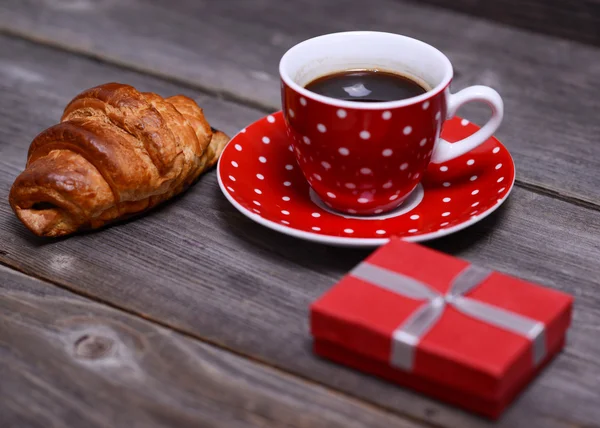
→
(9, 83, 229, 237)
(208, 130, 229, 169)
(166, 95, 214, 173)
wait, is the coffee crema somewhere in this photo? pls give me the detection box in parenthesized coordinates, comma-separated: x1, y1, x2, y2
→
(304, 69, 428, 102)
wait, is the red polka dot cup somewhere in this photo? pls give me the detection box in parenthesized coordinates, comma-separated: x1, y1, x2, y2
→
(279, 31, 504, 215)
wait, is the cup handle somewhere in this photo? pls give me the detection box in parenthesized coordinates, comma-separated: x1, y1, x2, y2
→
(430, 85, 504, 164)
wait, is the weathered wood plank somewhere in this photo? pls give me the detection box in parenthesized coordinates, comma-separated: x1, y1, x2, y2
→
(407, 0, 600, 47)
(0, 36, 599, 428)
(1, 0, 600, 204)
(0, 264, 420, 428)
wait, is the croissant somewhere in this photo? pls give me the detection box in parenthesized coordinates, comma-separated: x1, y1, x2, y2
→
(9, 82, 229, 237)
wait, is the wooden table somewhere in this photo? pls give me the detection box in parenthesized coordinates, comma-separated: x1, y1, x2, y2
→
(1, 1, 599, 427)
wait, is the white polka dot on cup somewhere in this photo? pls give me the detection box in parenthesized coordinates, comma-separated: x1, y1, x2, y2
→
(382, 149, 393, 157)
(382, 111, 392, 120)
(470, 175, 477, 181)
(358, 198, 369, 204)
(390, 195, 398, 201)
(409, 229, 418, 233)
(344, 228, 354, 234)
(282, 196, 290, 201)
(403, 126, 412, 135)
(281, 220, 290, 225)
(376, 230, 386, 235)
(443, 197, 451, 202)
(229, 175, 236, 182)
(442, 212, 450, 217)
(303, 136, 311, 145)
(383, 181, 392, 189)
(422, 101, 430, 110)
(321, 161, 331, 170)
(312, 212, 320, 218)
(327, 192, 336, 199)
(235, 144, 242, 151)
(467, 159, 475, 166)
(493, 147, 500, 154)
(259, 156, 267, 163)
(440, 166, 448, 172)
(231, 161, 238, 167)
(461, 119, 469, 126)
(435, 111, 441, 120)
(420, 138, 427, 147)
(441, 222, 449, 227)
(284, 181, 291, 186)
(443, 182, 451, 187)
(339, 147, 349, 156)
(498, 187, 506, 193)
(360, 168, 372, 175)
(227, 186, 235, 192)
(345, 183, 356, 189)
(496, 163, 503, 170)
(254, 188, 262, 195)
(300, 97, 307, 106)
(410, 214, 419, 220)
(313, 173, 322, 181)
(256, 174, 264, 180)
(267, 115, 275, 123)
(360, 130, 371, 140)
(472, 201, 479, 207)
(337, 109, 347, 118)
(497, 177, 504, 183)
(253, 201, 261, 206)
(281, 210, 290, 215)
(262, 136, 270, 144)
(472, 189, 479, 195)
(400, 163, 409, 171)
(317, 124, 327, 133)
(312, 226, 321, 231)
(285, 164, 293, 170)
(288, 108, 295, 118)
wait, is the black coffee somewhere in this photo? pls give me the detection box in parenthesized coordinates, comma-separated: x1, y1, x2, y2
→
(304, 69, 428, 102)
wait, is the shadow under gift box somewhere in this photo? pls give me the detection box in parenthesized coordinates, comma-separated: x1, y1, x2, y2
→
(310, 239, 573, 419)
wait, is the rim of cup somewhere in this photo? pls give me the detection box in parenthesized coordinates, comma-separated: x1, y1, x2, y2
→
(279, 31, 454, 110)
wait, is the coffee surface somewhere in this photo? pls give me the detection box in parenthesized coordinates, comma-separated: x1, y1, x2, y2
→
(304, 69, 427, 102)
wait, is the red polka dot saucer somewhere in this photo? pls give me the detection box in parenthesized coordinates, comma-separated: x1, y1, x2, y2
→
(217, 111, 514, 247)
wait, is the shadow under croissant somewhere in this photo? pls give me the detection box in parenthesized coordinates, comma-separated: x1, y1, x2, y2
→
(10, 171, 214, 248)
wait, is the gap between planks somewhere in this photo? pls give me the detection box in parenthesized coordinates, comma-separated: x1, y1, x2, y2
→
(0, 259, 442, 428)
(1, 27, 598, 213)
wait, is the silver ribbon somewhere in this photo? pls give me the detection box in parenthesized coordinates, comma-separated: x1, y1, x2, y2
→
(350, 263, 546, 371)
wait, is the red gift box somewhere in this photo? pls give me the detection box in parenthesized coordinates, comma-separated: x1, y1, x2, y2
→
(310, 239, 573, 419)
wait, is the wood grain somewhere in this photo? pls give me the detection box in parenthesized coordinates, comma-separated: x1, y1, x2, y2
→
(1, 0, 600, 205)
(0, 35, 599, 427)
(407, 0, 600, 47)
(0, 264, 420, 428)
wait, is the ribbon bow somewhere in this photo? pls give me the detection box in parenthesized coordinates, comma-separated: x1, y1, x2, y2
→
(350, 263, 547, 371)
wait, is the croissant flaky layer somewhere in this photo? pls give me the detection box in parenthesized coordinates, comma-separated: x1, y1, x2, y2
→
(9, 83, 230, 237)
